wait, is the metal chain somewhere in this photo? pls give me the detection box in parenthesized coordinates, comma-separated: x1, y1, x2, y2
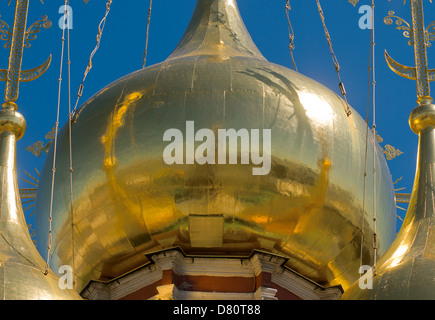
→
(359, 0, 378, 276)
(67, 0, 113, 286)
(360, 0, 375, 270)
(45, 0, 112, 278)
(72, 0, 113, 115)
(44, 0, 69, 275)
(66, 0, 75, 288)
(142, 0, 153, 69)
(370, 0, 378, 276)
(315, 0, 352, 116)
(285, 0, 297, 72)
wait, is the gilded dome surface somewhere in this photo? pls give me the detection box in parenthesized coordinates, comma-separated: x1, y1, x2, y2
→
(34, 0, 396, 293)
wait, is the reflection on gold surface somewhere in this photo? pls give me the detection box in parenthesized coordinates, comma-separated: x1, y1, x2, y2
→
(299, 92, 334, 124)
(102, 91, 144, 169)
(388, 243, 409, 269)
(293, 158, 331, 235)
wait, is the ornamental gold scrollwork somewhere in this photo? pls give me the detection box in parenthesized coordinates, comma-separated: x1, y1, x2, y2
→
(44, 125, 56, 141)
(384, 0, 435, 105)
(402, 0, 432, 4)
(347, 0, 398, 7)
(0, 0, 53, 106)
(385, 50, 417, 80)
(0, 14, 51, 49)
(375, 134, 383, 143)
(384, 11, 414, 46)
(426, 20, 435, 47)
(383, 144, 404, 161)
(19, 168, 39, 245)
(395, 193, 411, 203)
(25, 141, 44, 157)
(385, 50, 435, 81)
(376, 133, 404, 161)
(0, 15, 11, 48)
(18, 55, 52, 82)
(25, 125, 55, 157)
(20, 187, 37, 199)
(24, 15, 52, 49)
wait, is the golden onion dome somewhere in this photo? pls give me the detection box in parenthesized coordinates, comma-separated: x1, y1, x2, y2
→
(341, 104, 435, 300)
(0, 108, 81, 300)
(34, 0, 396, 294)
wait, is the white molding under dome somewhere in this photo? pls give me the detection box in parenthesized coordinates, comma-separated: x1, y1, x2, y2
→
(80, 248, 343, 300)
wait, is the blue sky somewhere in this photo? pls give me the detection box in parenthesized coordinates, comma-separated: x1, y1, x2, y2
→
(0, 0, 431, 234)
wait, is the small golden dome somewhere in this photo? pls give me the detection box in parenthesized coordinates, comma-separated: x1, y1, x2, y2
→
(341, 104, 435, 300)
(34, 0, 396, 293)
(0, 109, 81, 300)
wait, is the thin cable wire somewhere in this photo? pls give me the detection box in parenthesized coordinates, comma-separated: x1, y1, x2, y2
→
(72, 0, 113, 116)
(315, 0, 352, 117)
(285, 0, 297, 72)
(142, 0, 153, 69)
(360, 1, 375, 269)
(371, 0, 378, 275)
(66, 0, 75, 289)
(44, 0, 68, 275)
